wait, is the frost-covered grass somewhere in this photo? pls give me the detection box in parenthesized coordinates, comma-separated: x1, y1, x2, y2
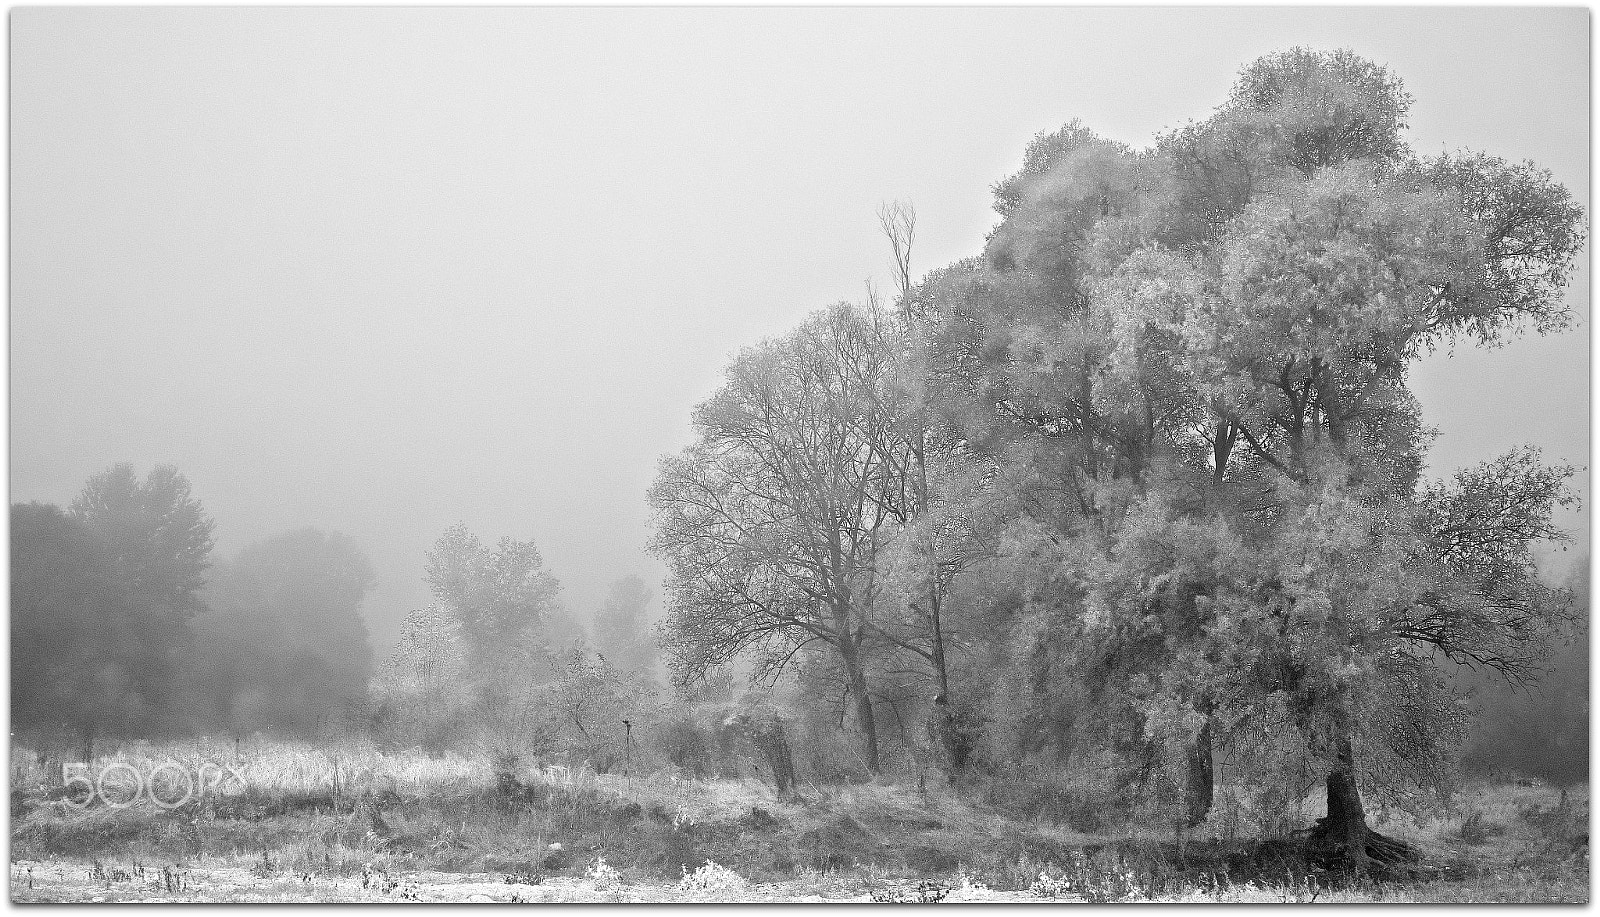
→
(12, 856, 1585, 904)
(13, 737, 495, 801)
(9, 737, 1588, 903)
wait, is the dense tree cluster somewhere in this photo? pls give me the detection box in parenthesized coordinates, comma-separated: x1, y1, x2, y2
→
(649, 48, 1584, 868)
(12, 466, 668, 764)
(12, 464, 378, 750)
(186, 528, 377, 737)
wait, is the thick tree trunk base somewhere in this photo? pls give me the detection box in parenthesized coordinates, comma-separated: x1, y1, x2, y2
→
(1303, 735, 1436, 880)
(1300, 815, 1423, 878)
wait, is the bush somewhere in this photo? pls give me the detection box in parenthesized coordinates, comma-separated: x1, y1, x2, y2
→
(980, 759, 1119, 831)
(654, 714, 713, 778)
(367, 679, 481, 754)
(677, 860, 746, 894)
(790, 711, 873, 785)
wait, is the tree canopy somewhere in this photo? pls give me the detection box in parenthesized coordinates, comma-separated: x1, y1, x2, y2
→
(187, 528, 377, 736)
(649, 47, 1583, 863)
(13, 464, 217, 751)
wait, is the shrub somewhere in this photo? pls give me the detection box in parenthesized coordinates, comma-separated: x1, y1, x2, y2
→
(584, 855, 621, 888)
(654, 714, 713, 778)
(678, 860, 746, 894)
(1028, 871, 1072, 898)
(980, 759, 1119, 831)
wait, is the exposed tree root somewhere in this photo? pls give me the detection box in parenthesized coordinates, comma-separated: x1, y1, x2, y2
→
(1299, 816, 1436, 880)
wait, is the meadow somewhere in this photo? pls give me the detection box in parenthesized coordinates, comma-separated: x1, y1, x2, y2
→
(9, 736, 1588, 903)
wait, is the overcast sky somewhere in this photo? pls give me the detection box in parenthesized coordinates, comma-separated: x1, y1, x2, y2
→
(11, 7, 1589, 654)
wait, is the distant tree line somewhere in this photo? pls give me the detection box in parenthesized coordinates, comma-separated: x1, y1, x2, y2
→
(647, 48, 1586, 870)
(13, 463, 668, 760)
(12, 463, 377, 754)
(12, 461, 667, 771)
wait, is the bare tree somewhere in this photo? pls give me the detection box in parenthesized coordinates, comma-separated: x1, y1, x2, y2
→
(868, 200, 1004, 769)
(877, 200, 917, 302)
(649, 303, 905, 772)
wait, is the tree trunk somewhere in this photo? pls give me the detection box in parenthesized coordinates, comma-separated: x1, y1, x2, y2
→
(1185, 717, 1214, 827)
(1318, 374, 1347, 452)
(1307, 732, 1417, 875)
(1323, 735, 1370, 871)
(1212, 421, 1235, 484)
(914, 429, 961, 773)
(837, 635, 880, 774)
(929, 587, 950, 705)
(928, 586, 971, 770)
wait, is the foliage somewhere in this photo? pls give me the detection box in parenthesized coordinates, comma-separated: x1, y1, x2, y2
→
(677, 860, 746, 893)
(13, 463, 217, 747)
(649, 303, 918, 772)
(69, 463, 216, 624)
(898, 46, 1583, 844)
(423, 522, 564, 682)
(386, 603, 469, 684)
(186, 528, 377, 737)
(11, 502, 159, 744)
(593, 575, 660, 675)
(543, 644, 656, 772)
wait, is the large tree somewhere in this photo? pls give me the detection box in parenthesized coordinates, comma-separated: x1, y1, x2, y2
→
(870, 201, 1013, 769)
(905, 47, 1582, 863)
(649, 303, 912, 773)
(13, 463, 217, 753)
(1128, 52, 1581, 865)
(69, 462, 215, 634)
(11, 503, 147, 753)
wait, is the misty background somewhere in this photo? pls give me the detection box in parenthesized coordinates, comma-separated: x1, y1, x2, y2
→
(11, 7, 1588, 657)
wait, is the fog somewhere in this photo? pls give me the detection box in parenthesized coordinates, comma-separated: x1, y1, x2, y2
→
(11, 7, 1588, 655)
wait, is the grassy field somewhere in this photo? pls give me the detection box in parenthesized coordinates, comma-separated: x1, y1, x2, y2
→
(8, 738, 1589, 903)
